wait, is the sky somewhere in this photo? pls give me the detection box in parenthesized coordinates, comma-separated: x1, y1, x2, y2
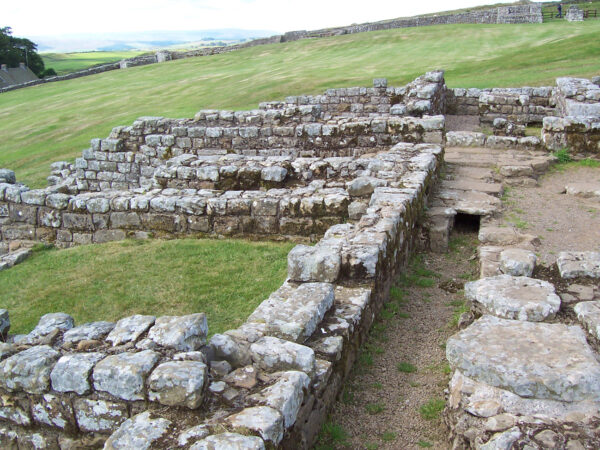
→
(4, 0, 532, 38)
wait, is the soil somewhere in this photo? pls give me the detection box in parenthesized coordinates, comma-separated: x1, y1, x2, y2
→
(501, 166, 600, 266)
(319, 232, 479, 450)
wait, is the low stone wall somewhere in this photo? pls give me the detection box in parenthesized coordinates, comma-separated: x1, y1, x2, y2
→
(0, 142, 443, 449)
(554, 77, 600, 117)
(447, 87, 556, 124)
(542, 116, 600, 154)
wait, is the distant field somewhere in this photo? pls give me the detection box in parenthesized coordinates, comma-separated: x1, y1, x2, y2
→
(0, 239, 294, 336)
(1, 21, 600, 188)
(42, 51, 147, 75)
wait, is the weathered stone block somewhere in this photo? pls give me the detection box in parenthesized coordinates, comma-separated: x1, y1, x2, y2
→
(0, 346, 61, 394)
(32, 393, 76, 431)
(73, 398, 128, 433)
(93, 350, 160, 401)
(104, 411, 171, 449)
(106, 315, 155, 346)
(51, 353, 105, 395)
(226, 406, 284, 444)
(148, 361, 207, 409)
(287, 244, 341, 283)
(63, 213, 94, 231)
(147, 313, 208, 351)
(250, 336, 315, 375)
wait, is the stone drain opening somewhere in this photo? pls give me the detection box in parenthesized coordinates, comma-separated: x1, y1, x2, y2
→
(453, 213, 480, 234)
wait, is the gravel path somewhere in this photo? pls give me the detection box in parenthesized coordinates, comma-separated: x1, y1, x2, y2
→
(318, 232, 479, 450)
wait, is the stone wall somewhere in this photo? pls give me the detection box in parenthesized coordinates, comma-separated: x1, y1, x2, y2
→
(0, 140, 443, 448)
(447, 86, 556, 124)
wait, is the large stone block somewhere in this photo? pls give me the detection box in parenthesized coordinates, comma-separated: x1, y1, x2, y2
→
(106, 315, 156, 346)
(226, 406, 284, 445)
(51, 353, 105, 395)
(104, 411, 171, 449)
(73, 398, 128, 433)
(93, 350, 160, 401)
(287, 244, 341, 283)
(248, 283, 334, 343)
(191, 433, 265, 450)
(148, 361, 207, 409)
(0, 346, 61, 394)
(147, 314, 208, 351)
(250, 336, 315, 375)
(447, 316, 600, 402)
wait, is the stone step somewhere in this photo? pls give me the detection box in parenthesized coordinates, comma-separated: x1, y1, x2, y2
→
(447, 315, 600, 402)
(465, 274, 560, 322)
(574, 301, 600, 340)
(445, 166, 497, 183)
(441, 179, 503, 197)
(434, 189, 502, 216)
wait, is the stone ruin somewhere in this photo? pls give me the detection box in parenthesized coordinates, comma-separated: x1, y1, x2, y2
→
(0, 70, 599, 448)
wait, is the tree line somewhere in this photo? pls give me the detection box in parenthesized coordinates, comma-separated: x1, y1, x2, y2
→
(1, 26, 56, 78)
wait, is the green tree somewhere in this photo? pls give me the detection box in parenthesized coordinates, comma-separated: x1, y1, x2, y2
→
(0, 26, 48, 77)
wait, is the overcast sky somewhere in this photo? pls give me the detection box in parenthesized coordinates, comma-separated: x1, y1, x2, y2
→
(4, 0, 534, 38)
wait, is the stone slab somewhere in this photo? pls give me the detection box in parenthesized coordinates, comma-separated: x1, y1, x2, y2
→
(557, 252, 600, 279)
(447, 316, 600, 402)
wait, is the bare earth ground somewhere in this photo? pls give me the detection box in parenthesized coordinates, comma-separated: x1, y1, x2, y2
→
(318, 231, 479, 450)
(502, 166, 600, 265)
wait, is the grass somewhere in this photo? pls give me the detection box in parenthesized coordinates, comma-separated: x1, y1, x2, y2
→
(397, 362, 418, 373)
(2, 20, 600, 188)
(316, 420, 350, 449)
(0, 238, 293, 335)
(41, 51, 148, 75)
(365, 402, 386, 415)
(419, 398, 446, 420)
(417, 440, 434, 448)
(381, 431, 397, 442)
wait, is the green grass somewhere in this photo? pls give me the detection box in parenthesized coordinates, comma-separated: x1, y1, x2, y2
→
(381, 431, 397, 442)
(417, 440, 434, 448)
(316, 420, 350, 449)
(419, 398, 446, 420)
(397, 362, 418, 373)
(2, 21, 600, 188)
(0, 238, 293, 335)
(365, 402, 386, 415)
(42, 51, 148, 75)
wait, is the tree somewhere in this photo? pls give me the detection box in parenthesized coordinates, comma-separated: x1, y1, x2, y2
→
(0, 26, 48, 77)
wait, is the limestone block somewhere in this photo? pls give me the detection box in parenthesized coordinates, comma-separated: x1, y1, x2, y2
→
(209, 333, 252, 368)
(106, 314, 156, 346)
(287, 244, 341, 283)
(51, 353, 105, 395)
(178, 425, 210, 447)
(190, 433, 265, 450)
(247, 283, 334, 343)
(63, 321, 115, 344)
(30, 312, 74, 339)
(46, 193, 71, 210)
(346, 177, 386, 197)
(93, 350, 160, 401)
(557, 252, 600, 278)
(147, 313, 208, 351)
(342, 244, 380, 279)
(261, 166, 287, 182)
(0, 345, 60, 394)
(446, 131, 486, 147)
(311, 336, 344, 361)
(250, 336, 315, 375)
(148, 361, 207, 409)
(73, 398, 128, 433)
(104, 411, 171, 450)
(480, 427, 522, 450)
(31, 393, 75, 430)
(499, 248, 537, 277)
(21, 189, 46, 206)
(447, 316, 600, 401)
(249, 371, 310, 428)
(574, 301, 600, 340)
(0, 396, 31, 426)
(223, 365, 258, 389)
(226, 406, 284, 444)
(0, 169, 16, 184)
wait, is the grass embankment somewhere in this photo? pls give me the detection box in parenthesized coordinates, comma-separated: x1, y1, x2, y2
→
(0, 239, 294, 336)
(41, 51, 147, 75)
(1, 21, 599, 188)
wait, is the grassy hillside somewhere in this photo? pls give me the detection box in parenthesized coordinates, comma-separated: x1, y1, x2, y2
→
(0, 239, 294, 335)
(1, 21, 599, 188)
(42, 51, 147, 75)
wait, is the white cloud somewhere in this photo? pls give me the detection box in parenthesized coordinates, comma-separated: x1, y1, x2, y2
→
(5, 0, 525, 38)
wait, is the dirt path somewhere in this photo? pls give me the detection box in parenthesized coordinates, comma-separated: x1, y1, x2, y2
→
(317, 231, 479, 450)
(501, 165, 600, 265)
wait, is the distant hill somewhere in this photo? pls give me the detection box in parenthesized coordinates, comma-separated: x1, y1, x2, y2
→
(33, 29, 276, 53)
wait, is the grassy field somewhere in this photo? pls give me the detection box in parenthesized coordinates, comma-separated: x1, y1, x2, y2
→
(42, 51, 147, 75)
(0, 239, 294, 336)
(1, 21, 599, 189)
